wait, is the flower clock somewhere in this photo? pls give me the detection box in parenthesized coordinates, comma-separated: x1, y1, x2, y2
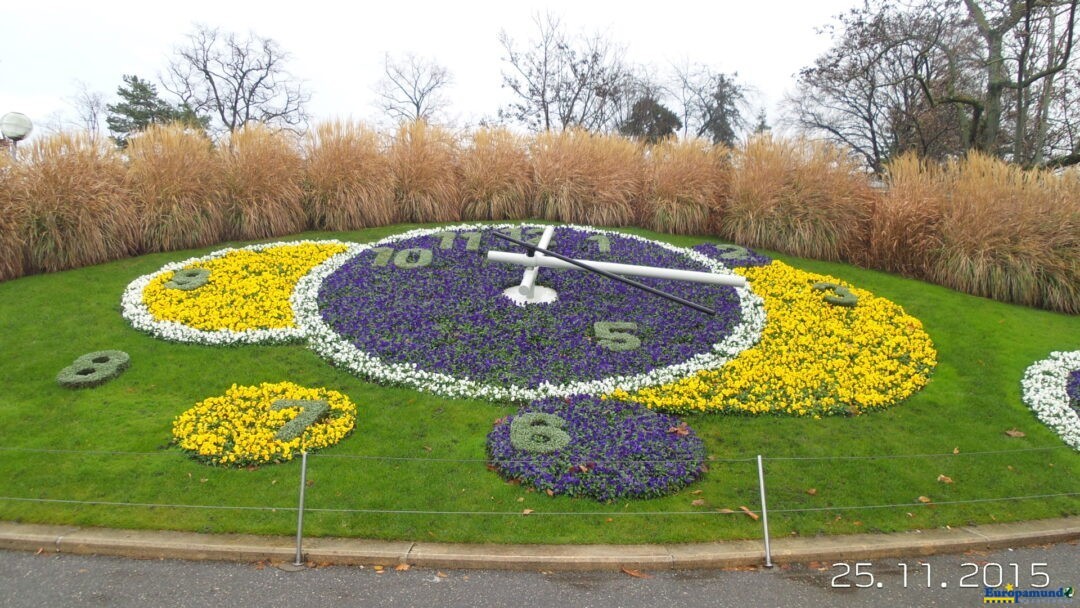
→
(1021, 351, 1080, 451)
(123, 223, 938, 497)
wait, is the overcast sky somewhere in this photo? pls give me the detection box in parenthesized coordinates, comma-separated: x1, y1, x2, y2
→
(1, 0, 861, 140)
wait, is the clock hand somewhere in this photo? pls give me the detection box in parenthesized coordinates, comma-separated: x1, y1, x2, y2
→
(489, 231, 727, 316)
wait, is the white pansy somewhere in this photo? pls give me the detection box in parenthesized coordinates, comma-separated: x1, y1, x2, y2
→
(1020, 350, 1080, 451)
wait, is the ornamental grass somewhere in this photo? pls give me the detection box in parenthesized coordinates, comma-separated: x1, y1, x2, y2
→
(926, 152, 1079, 314)
(530, 129, 643, 226)
(869, 153, 943, 277)
(0, 155, 25, 281)
(217, 125, 307, 240)
(389, 120, 461, 223)
(459, 127, 532, 220)
(9, 132, 138, 273)
(641, 138, 729, 235)
(722, 135, 872, 262)
(303, 120, 397, 230)
(126, 124, 224, 252)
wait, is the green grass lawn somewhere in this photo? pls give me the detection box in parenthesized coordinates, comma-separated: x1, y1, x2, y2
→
(0, 223, 1076, 544)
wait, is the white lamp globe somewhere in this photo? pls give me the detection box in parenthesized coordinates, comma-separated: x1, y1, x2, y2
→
(1, 112, 33, 142)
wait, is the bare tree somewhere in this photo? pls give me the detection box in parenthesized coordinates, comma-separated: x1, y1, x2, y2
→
(498, 12, 631, 132)
(672, 63, 749, 145)
(787, 0, 1080, 169)
(69, 81, 107, 140)
(163, 24, 310, 133)
(376, 53, 453, 123)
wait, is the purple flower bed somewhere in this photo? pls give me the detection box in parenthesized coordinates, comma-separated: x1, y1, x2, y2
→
(691, 243, 772, 267)
(316, 226, 744, 389)
(486, 395, 707, 500)
(1068, 369, 1080, 410)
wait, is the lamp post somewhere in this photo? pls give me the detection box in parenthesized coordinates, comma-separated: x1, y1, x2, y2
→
(1, 112, 33, 160)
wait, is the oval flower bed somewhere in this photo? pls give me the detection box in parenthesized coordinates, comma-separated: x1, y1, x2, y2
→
(487, 395, 707, 500)
(173, 381, 358, 466)
(294, 224, 765, 402)
(1021, 351, 1080, 451)
(610, 253, 937, 416)
(122, 241, 348, 345)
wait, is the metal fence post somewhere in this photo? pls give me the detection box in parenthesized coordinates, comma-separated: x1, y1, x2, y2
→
(757, 454, 773, 568)
(293, 451, 308, 567)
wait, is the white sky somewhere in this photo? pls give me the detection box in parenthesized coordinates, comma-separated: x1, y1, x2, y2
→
(1, 0, 860, 140)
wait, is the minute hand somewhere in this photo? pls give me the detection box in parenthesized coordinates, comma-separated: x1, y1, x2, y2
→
(488, 232, 735, 316)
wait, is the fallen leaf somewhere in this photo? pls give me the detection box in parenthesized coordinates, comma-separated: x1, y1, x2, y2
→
(605, 518, 613, 523)
(436, 571, 448, 578)
(199, 478, 208, 483)
(423, 446, 433, 452)
(739, 506, 760, 521)
(545, 489, 554, 497)
(517, 497, 525, 502)
(254, 561, 266, 570)
(34, 547, 44, 556)
(853, 521, 863, 526)
(1005, 428, 1026, 438)
(690, 489, 703, 495)
(621, 567, 653, 579)
(806, 488, 817, 496)
(493, 417, 507, 426)
(394, 563, 411, 571)
(666, 423, 690, 436)
(374, 566, 385, 574)
(716, 508, 736, 514)
(522, 509, 534, 515)
(953, 447, 960, 455)
(917, 496, 933, 503)
(937, 474, 954, 484)
(691, 499, 706, 507)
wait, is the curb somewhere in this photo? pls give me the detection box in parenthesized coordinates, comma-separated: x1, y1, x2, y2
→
(1, 517, 1078, 571)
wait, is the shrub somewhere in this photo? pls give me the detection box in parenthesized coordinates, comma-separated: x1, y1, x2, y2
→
(642, 139, 728, 235)
(530, 129, 643, 226)
(127, 124, 224, 252)
(56, 350, 130, 388)
(217, 125, 307, 240)
(459, 127, 531, 220)
(928, 152, 1079, 313)
(303, 120, 397, 230)
(721, 136, 872, 262)
(9, 132, 137, 273)
(389, 120, 460, 223)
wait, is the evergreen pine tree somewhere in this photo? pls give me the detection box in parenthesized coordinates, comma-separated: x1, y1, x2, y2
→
(106, 75, 207, 146)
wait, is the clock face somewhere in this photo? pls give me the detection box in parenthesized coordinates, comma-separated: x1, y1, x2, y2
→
(293, 223, 765, 401)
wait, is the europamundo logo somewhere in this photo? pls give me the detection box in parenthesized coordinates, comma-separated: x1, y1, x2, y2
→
(983, 585, 1075, 604)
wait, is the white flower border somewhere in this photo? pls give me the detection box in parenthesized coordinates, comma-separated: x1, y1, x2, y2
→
(1020, 350, 1080, 451)
(121, 240, 353, 346)
(291, 223, 766, 402)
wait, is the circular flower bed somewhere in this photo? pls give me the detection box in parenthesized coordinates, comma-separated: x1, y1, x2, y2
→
(1021, 351, 1080, 451)
(487, 395, 707, 500)
(611, 257, 937, 416)
(294, 224, 765, 402)
(172, 381, 358, 466)
(122, 241, 348, 345)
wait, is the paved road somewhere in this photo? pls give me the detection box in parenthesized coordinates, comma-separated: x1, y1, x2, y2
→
(1, 542, 1077, 608)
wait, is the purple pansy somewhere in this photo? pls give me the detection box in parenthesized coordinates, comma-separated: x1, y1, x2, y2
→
(486, 395, 707, 500)
(312, 225, 751, 396)
(1068, 369, 1080, 410)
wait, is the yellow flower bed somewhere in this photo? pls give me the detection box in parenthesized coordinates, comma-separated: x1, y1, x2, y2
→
(173, 381, 358, 466)
(143, 243, 347, 332)
(610, 261, 936, 416)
